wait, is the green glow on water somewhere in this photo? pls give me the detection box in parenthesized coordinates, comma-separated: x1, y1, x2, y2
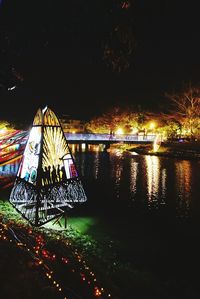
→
(65, 217, 97, 234)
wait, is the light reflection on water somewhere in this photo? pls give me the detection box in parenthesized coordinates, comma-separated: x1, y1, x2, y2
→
(93, 152, 100, 179)
(161, 168, 167, 202)
(175, 160, 192, 216)
(145, 155, 160, 205)
(110, 154, 123, 199)
(130, 160, 138, 199)
(0, 146, 200, 217)
(75, 148, 199, 217)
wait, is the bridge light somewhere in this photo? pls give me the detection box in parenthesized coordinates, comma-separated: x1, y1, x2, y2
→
(116, 128, 123, 135)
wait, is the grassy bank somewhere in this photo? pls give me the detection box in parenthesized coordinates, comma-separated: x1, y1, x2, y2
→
(1, 199, 200, 299)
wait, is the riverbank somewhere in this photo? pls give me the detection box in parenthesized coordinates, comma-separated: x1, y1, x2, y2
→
(1, 198, 200, 299)
(0, 200, 113, 299)
(128, 141, 200, 160)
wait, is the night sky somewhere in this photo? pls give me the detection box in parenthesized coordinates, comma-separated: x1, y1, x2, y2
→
(0, 0, 200, 124)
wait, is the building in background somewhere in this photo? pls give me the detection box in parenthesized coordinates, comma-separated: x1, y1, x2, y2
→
(60, 115, 86, 133)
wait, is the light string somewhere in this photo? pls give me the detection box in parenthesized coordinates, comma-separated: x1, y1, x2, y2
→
(0, 218, 112, 299)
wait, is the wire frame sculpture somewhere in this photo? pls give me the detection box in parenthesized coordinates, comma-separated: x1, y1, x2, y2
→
(10, 107, 87, 226)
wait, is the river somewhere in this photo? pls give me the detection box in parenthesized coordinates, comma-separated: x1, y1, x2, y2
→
(74, 147, 200, 219)
(1, 146, 200, 219)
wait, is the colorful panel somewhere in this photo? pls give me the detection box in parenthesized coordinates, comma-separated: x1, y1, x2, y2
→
(63, 154, 78, 179)
(41, 126, 77, 186)
(18, 127, 41, 185)
(43, 108, 60, 126)
(33, 108, 43, 126)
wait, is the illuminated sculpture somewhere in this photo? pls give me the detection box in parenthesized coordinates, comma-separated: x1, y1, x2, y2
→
(10, 107, 87, 226)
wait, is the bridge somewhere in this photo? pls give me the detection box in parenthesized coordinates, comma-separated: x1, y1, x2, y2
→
(1, 131, 157, 148)
(65, 133, 157, 144)
(0, 131, 158, 165)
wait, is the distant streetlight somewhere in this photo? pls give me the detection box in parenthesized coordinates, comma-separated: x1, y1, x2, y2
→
(149, 122, 156, 130)
(131, 128, 138, 134)
(116, 128, 123, 135)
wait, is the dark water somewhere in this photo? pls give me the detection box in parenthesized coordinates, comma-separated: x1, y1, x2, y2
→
(72, 149, 200, 299)
(74, 149, 200, 219)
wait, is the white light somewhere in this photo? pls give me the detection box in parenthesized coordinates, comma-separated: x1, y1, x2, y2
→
(8, 85, 16, 91)
(42, 106, 48, 114)
(131, 128, 138, 134)
(116, 128, 123, 135)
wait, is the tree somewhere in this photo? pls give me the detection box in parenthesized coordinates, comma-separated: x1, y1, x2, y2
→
(167, 87, 200, 139)
(0, 120, 9, 129)
(158, 116, 182, 140)
(102, 1, 135, 73)
(85, 107, 141, 134)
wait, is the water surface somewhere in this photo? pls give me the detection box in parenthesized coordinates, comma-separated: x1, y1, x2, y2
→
(1, 148, 200, 219)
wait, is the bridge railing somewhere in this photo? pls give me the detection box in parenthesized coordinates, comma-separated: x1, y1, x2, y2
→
(2, 132, 157, 147)
(64, 133, 157, 142)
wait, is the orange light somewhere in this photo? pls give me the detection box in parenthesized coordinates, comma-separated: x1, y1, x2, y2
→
(94, 287, 102, 297)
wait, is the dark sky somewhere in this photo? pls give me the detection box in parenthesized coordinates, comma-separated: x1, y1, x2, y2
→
(0, 0, 200, 124)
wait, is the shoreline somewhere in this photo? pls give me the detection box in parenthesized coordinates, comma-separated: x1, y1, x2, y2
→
(129, 148, 200, 160)
(127, 141, 200, 160)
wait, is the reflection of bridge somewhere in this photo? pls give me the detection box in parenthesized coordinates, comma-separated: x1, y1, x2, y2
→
(65, 133, 157, 144)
